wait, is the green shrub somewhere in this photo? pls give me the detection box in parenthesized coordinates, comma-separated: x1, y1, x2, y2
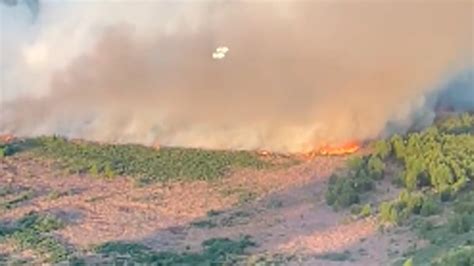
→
(387, 113, 473, 195)
(347, 156, 365, 171)
(454, 192, 474, 214)
(402, 257, 413, 266)
(373, 140, 392, 159)
(0, 212, 69, 263)
(354, 173, 375, 192)
(95, 242, 153, 262)
(350, 204, 372, 217)
(326, 175, 359, 209)
(436, 112, 474, 134)
(379, 191, 427, 224)
(191, 220, 218, 229)
(359, 204, 372, 218)
(399, 191, 423, 215)
(0, 190, 33, 210)
(95, 235, 255, 264)
(415, 220, 434, 237)
(432, 246, 474, 266)
(379, 202, 393, 223)
(448, 214, 472, 234)
(367, 155, 385, 180)
(0, 145, 14, 157)
(28, 136, 279, 182)
(439, 187, 453, 202)
(316, 251, 351, 261)
(420, 197, 441, 217)
(326, 155, 384, 209)
(391, 172, 405, 187)
(103, 164, 116, 179)
(379, 201, 405, 224)
(89, 164, 99, 176)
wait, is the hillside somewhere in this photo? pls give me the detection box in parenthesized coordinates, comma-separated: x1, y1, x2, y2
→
(0, 112, 473, 265)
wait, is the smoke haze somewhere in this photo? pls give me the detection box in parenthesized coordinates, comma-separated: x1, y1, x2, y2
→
(1, 1, 473, 152)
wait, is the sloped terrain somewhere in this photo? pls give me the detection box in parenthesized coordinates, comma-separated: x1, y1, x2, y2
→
(0, 112, 472, 265)
(0, 144, 395, 265)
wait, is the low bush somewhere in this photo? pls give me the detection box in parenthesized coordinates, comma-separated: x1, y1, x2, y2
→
(28, 136, 281, 182)
(432, 246, 474, 266)
(326, 155, 385, 209)
(0, 145, 14, 158)
(379, 201, 408, 225)
(448, 214, 472, 234)
(0, 190, 33, 210)
(454, 191, 474, 214)
(316, 251, 351, 261)
(0, 212, 69, 263)
(326, 175, 360, 208)
(351, 204, 372, 218)
(439, 187, 453, 202)
(419, 197, 441, 217)
(379, 191, 439, 224)
(95, 235, 256, 264)
(414, 220, 434, 238)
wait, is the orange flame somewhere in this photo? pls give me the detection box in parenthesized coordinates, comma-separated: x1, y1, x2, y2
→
(0, 134, 15, 144)
(304, 141, 360, 159)
(318, 141, 360, 155)
(152, 140, 161, 150)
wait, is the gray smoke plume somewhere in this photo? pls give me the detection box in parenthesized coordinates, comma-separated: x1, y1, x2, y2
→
(1, 1, 473, 152)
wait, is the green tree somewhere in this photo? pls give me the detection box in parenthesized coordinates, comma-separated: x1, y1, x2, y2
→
(373, 140, 392, 159)
(391, 134, 406, 159)
(399, 190, 423, 214)
(367, 155, 385, 180)
(404, 156, 425, 190)
(429, 163, 453, 191)
(347, 156, 364, 171)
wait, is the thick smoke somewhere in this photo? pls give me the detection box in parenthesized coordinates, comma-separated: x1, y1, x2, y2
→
(1, 1, 473, 152)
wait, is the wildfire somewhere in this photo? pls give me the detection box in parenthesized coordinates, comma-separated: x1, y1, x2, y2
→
(304, 141, 360, 159)
(257, 150, 271, 156)
(152, 140, 160, 150)
(318, 141, 360, 155)
(0, 134, 15, 144)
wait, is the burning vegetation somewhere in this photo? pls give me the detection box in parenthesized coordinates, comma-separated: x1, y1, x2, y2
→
(0, 134, 15, 144)
(302, 141, 361, 160)
(315, 141, 361, 156)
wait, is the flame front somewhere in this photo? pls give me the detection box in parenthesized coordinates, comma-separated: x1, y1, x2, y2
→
(318, 141, 360, 155)
(304, 141, 360, 159)
(0, 134, 15, 143)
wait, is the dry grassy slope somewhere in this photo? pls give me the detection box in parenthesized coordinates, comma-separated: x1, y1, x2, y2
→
(0, 150, 411, 265)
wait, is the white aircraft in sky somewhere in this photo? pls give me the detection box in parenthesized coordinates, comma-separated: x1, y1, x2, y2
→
(212, 46, 229, 60)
